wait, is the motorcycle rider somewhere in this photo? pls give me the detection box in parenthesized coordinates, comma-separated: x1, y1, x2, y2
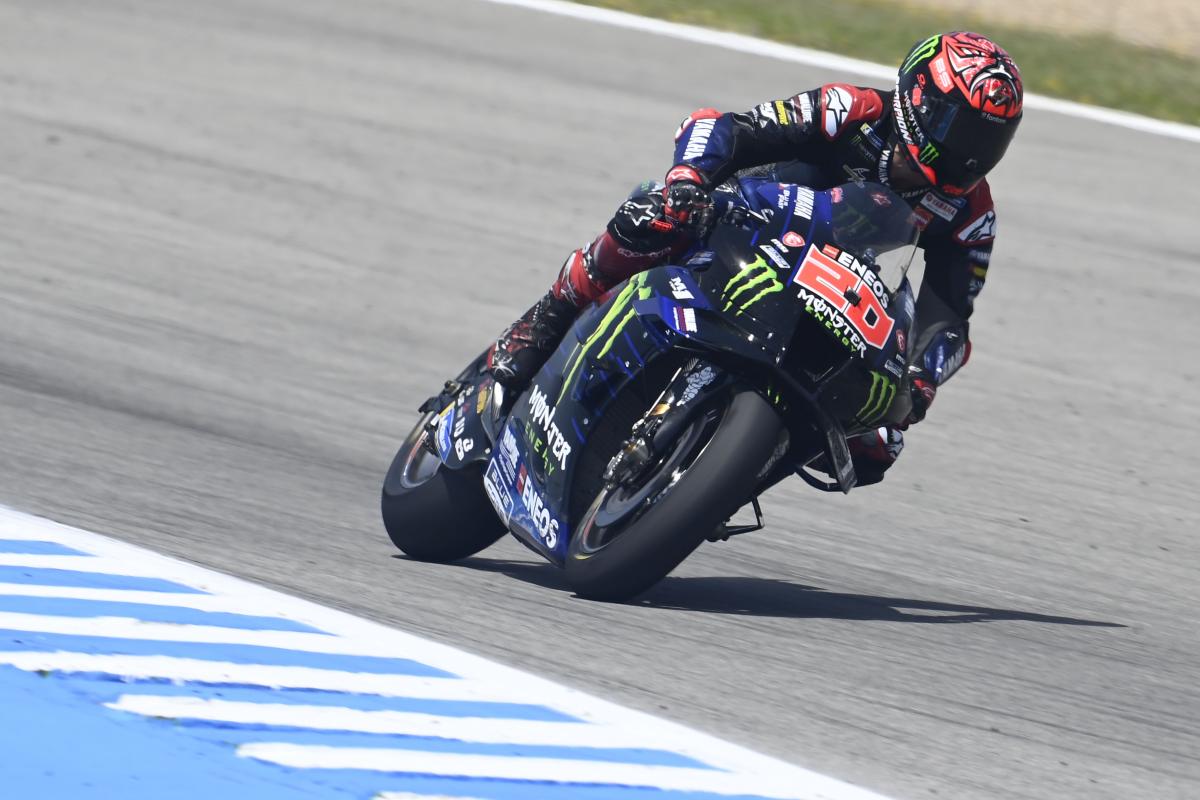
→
(488, 32, 1023, 484)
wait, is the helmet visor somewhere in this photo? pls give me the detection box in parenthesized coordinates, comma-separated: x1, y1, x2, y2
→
(916, 93, 1019, 185)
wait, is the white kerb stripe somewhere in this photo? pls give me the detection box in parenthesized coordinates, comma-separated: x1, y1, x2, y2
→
(238, 744, 822, 799)
(0, 582, 338, 618)
(0, 612, 449, 658)
(111, 695, 671, 750)
(478, 0, 1200, 144)
(0, 653, 532, 702)
(0, 554, 170, 574)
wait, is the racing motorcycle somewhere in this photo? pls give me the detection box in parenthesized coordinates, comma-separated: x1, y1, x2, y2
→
(382, 180, 920, 601)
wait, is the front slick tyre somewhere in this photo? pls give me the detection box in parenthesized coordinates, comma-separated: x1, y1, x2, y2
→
(381, 413, 505, 563)
(565, 387, 781, 602)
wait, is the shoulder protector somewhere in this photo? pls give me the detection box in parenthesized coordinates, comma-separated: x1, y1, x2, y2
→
(819, 84, 884, 141)
(953, 180, 997, 245)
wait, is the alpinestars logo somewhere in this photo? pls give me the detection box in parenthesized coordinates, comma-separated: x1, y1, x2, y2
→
(619, 198, 659, 227)
(823, 86, 852, 139)
(722, 255, 783, 315)
(956, 210, 997, 243)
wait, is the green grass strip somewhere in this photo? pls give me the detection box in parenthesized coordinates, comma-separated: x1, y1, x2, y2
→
(574, 0, 1200, 125)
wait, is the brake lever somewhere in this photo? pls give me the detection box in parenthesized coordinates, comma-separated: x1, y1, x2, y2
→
(720, 204, 772, 229)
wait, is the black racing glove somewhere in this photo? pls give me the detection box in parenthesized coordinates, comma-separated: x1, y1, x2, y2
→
(661, 165, 713, 231)
(608, 192, 676, 250)
(898, 367, 937, 429)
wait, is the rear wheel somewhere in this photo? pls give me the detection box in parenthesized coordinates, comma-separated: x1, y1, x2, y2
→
(381, 410, 506, 562)
(565, 386, 781, 601)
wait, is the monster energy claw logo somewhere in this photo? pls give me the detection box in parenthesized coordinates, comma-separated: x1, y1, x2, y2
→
(722, 255, 783, 315)
(902, 34, 940, 73)
(857, 371, 897, 424)
(919, 142, 940, 164)
(558, 273, 652, 402)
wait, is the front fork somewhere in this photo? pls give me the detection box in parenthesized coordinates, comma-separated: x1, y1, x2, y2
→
(602, 357, 732, 490)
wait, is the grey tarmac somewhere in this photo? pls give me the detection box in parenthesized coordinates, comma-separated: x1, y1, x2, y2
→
(1, 1, 1198, 798)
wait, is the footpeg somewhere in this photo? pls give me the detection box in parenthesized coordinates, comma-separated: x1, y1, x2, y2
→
(418, 380, 464, 414)
(707, 497, 764, 541)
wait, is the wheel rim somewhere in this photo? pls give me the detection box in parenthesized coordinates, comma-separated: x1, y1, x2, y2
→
(397, 412, 443, 490)
(574, 406, 721, 556)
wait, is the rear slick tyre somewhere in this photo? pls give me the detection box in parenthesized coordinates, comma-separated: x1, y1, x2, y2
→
(565, 387, 781, 602)
(381, 413, 505, 563)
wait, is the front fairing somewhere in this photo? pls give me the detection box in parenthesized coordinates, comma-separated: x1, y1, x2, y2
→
(484, 261, 791, 564)
(485, 272, 675, 563)
(702, 182, 917, 381)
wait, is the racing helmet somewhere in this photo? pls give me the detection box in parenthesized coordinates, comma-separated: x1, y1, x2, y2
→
(893, 32, 1023, 195)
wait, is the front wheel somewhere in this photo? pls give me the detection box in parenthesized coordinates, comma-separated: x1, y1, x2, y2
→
(565, 387, 782, 601)
(381, 410, 506, 562)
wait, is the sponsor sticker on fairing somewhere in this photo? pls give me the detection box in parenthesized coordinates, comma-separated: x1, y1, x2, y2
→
(436, 406, 454, 456)
(793, 186, 815, 219)
(678, 365, 716, 405)
(483, 460, 513, 524)
(759, 244, 790, 271)
(499, 426, 519, 476)
(454, 437, 474, 460)
(520, 475, 560, 549)
(668, 276, 694, 300)
(526, 385, 572, 470)
(672, 306, 698, 333)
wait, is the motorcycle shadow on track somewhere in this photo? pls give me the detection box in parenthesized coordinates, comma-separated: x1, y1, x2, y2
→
(433, 557, 1123, 627)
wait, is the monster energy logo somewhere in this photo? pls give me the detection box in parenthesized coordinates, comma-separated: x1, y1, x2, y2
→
(722, 255, 783, 316)
(902, 35, 940, 73)
(919, 142, 940, 164)
(857, 371, 897, 424)
(558, 273, 652, 402)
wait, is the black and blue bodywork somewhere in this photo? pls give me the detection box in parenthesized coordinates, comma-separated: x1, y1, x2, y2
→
(432, 178, 919, 566)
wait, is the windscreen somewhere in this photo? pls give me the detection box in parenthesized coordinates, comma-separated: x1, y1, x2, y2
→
(828, 182, 920, 296)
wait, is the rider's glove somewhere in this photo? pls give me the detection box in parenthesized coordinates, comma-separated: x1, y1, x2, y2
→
(898, 368, 937, 429)
(661, 165, 712, 230)
(609, 192, 676, 249)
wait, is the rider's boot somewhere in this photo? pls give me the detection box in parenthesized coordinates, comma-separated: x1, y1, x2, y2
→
(488, 230, 676, 389)
(487, 287, 579, 390)
(847, 426, 905, 486)
(807, 426, 905, 487)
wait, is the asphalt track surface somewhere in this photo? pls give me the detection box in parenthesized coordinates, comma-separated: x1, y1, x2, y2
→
(1, 1, 1198, 798)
